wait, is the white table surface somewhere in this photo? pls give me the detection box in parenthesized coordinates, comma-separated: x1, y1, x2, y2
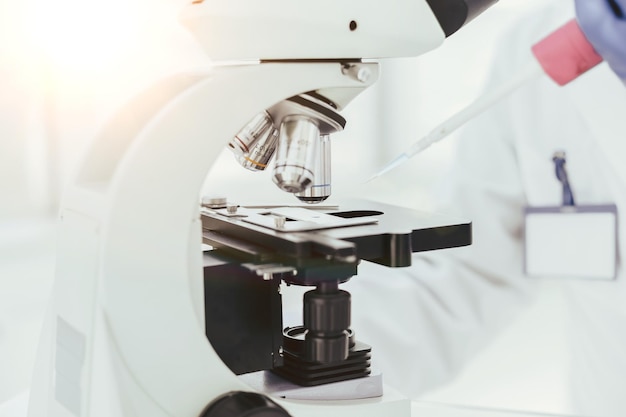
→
(0, 391, 28, 417)
(1, 392, 567, 417)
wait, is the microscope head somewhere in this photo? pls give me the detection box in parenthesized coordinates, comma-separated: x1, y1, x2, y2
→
(179, 0, 498, 61)
(180, 0, 498, 203)
(179, 0, 446, 62)
(179, 0, 443, 202)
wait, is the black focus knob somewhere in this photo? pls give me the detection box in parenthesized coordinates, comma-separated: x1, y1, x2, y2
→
(201, 392, 292, 417)
(303, 284, 351, 364)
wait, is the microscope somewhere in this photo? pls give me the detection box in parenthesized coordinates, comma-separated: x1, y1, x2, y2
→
(28, 1, 496, 416)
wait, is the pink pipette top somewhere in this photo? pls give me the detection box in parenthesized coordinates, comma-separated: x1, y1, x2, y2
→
(532, 19, 603, 86)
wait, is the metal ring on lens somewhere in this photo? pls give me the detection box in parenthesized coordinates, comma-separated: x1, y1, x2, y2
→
(296, 134, 331, 203)
(227, 111, 273, 156)
(237, 127, 279, 171)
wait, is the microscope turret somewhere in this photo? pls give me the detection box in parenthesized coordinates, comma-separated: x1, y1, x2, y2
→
(227, 92, 347, 202)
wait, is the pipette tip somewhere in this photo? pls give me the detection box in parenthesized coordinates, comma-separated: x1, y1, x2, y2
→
(365, 153, 409, 183)
(365, 173, 380, 184)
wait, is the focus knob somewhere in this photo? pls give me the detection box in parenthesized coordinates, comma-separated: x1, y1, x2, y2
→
(201, 392, 291, 417)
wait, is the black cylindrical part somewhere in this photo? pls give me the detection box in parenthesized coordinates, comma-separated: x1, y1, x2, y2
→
(385, 233, 413, 267)
(304, 332, 349, 364)
(201, 391, 292, 417)
(426, 0, 498, 37)
(303, 285, 351, 363)
(304, 289, 351, 332)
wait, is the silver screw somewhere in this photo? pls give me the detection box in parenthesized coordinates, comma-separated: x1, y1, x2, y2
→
(274, 215, 286, 229)
(342, 64, 371, 83)
(201, 196, 227, 209)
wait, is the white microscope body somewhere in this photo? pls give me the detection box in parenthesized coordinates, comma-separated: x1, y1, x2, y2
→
(26, 0, 484, 416)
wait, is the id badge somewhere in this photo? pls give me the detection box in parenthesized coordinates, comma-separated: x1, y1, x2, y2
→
(524, 204, 618, 280)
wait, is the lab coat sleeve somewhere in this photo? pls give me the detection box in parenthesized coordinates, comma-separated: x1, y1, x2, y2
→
(345, 87, 532, 398)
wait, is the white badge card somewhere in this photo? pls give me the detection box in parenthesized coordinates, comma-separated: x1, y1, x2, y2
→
(524, 205, 618, 280)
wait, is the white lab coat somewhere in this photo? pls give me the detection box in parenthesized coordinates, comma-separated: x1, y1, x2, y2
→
(347, 2, 626, 416)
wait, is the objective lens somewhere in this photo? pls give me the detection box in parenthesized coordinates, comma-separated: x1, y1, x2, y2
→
(237, 127, 279, 171)
(228, 112, 273, 156)
(272, 115, 319, 193)
(296, 134, 331, 203)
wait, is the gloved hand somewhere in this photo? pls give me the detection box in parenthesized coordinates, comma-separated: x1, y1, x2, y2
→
(575, 0, 626, 83)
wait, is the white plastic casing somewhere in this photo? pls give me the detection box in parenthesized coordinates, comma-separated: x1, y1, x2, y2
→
(179, 0, 445, 60)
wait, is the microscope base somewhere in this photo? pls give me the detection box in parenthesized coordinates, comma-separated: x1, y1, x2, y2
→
(239, 370, 382, 401)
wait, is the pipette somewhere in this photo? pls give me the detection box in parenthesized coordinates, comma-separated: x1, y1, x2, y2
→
(367, 19, 604, 182)
(367, 60, 542, 182)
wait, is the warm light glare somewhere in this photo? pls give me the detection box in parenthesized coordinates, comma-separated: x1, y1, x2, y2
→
(29, 0, 139, 74)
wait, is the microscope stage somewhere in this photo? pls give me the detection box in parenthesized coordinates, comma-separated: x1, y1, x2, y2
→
(201, 199, 471, 269)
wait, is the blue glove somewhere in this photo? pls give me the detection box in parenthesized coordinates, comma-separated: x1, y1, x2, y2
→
(575, 0, 626, 83)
